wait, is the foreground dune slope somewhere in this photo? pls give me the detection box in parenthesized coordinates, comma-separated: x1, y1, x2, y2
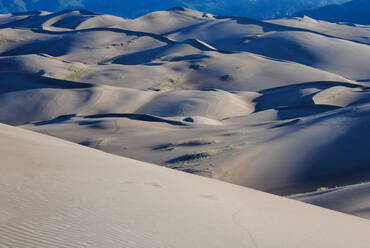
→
(1, 123, 370, 247)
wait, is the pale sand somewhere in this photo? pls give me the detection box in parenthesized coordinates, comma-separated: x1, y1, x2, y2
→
(0, 8, 369, 219)
(1, 123, 370, 248)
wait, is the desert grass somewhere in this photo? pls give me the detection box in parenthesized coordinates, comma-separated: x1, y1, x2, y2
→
(97, 57, 115, 65)
(150, 77, 187, 91)
(63, 66, 91, 81)
(153, 137, 219, 151)
(0, 36, 22, 44)
(167, 149, 224, 165)
(286, 182, 370, 198)
(220, 130, 249, 137)
(167, 142, 249, 165)
(111, 40, 136, 47)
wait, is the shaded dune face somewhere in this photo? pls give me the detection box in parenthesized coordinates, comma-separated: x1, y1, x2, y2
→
(218, 104, 370, 195)
(296, 0, 370, 25)
(291, 182, 370, 219)
(0, 8, 370, 219)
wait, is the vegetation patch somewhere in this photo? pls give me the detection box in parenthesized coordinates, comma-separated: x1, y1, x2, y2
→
(111, 40, 136, 47)
(97, 57, 115, 65)
(0, 35, 22, 44)
(286, 182, 370, 198)
(166, 142, 249, 165)
(228, 142, 249, 150)
(167, 149, 223, 165)
(0, 38, 18, 44)
(63, 66, 91, 81)
(149, 77, 186, 91)
(243, 34, 264, 43)
(316, 187, 330, 192)
(220, 130, 248, 137)
(153, 137, 219, 151)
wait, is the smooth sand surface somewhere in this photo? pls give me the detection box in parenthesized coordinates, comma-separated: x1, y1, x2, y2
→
(1, 123, 370, 248)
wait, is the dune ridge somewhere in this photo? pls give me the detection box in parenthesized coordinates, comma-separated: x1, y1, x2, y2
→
(0, 8, 369, 220)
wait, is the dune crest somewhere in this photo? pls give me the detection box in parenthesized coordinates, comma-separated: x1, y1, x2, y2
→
(0, 8, 369, 220)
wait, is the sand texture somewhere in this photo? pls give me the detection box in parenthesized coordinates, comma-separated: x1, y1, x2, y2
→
(1, 123, 370, 247)
(0, 8, 369, 220)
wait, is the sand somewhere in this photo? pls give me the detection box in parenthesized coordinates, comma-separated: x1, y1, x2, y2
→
(291, 182, 370, 219)
(1, 123, 370, 247)
(0, 8, 369, 221)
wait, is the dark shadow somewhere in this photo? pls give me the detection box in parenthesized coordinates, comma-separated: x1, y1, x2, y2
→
(11, 10, 43, 17)
(271, 118, 301, 128)
(33, 114, 76, 126)
(84, 113, 189, 126)
(254, 81, 362, 112)
(276, 105, 340, 120)
(0, 72, 94, 94)
(2, 9, 99, 29)
(113, 45, 169, 65)
(357, 79, 370, 82)
(0, 35, 77, 57)
(215, 15, 370, 46)
(77, 120, 103, 126)
(169, 54, 211, 62)
(259, 81, 362, 94)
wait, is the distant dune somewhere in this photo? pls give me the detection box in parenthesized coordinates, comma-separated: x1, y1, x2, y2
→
(296, 0, 370, 25)
(0, 0, 349, 19)
(0, 7, 369, 225)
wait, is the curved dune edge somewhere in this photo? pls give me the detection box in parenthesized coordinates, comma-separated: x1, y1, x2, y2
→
(291, 182, 370, 220)
(0, 123, 369, 248)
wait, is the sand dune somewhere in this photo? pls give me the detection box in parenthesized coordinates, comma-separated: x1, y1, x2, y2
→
(1, 123, 370, 248)
(0, 9, 99, 30)
(136, 89, 253, 119)
(0, 8, 370, 220)
(0, 72, 159, 125)
(296, 0, 370, 25)
(268, 16, 370, 45)
(291, 182, 370, 220)
(116, 8, 214, 34)
(219, 103, 370, 195)
(241, 31, 370, 80)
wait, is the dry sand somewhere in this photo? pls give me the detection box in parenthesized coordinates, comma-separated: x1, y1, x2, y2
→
(0, 8, 369, 221)
(1, 123, 370, 247)
(291, 182, 370, 220)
